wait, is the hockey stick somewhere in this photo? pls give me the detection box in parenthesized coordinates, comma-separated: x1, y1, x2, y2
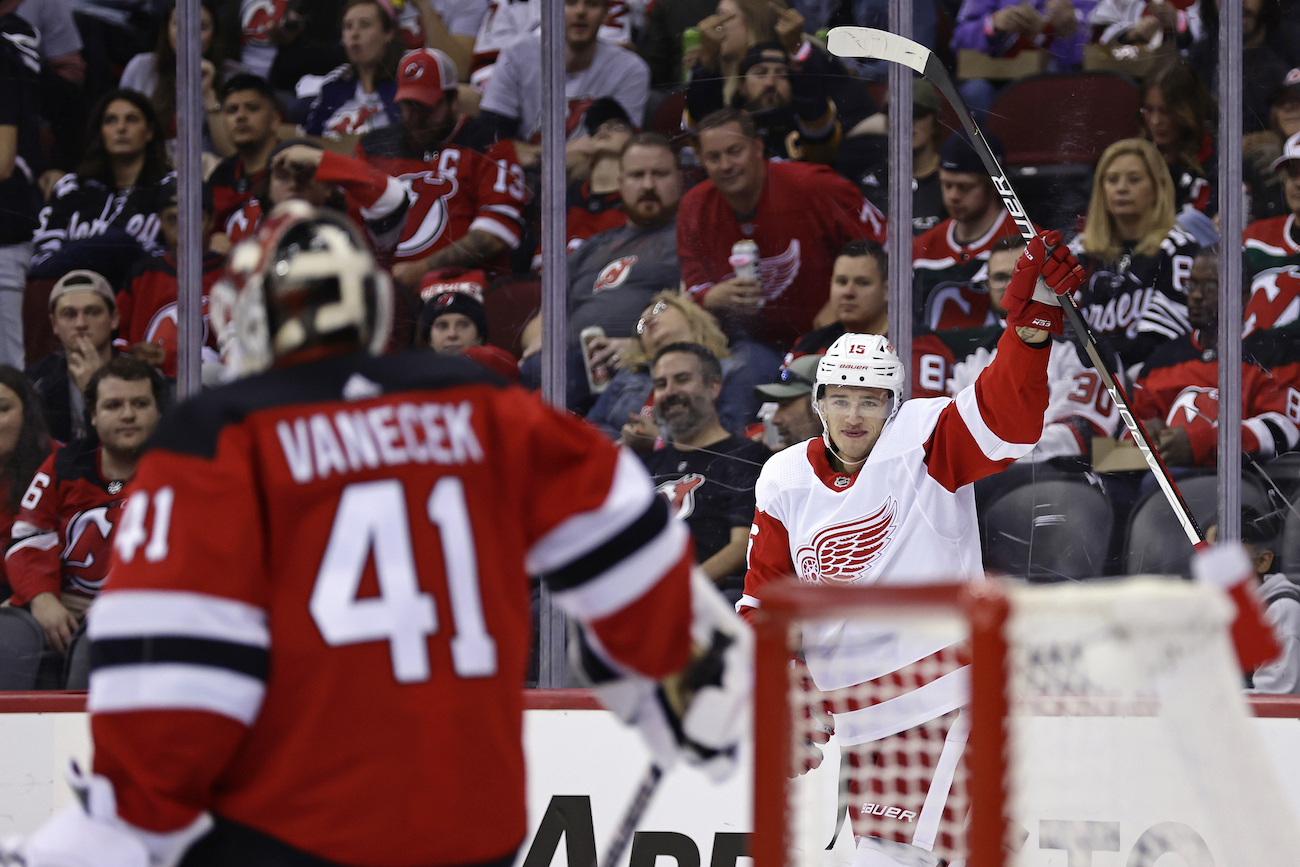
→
(596, 763, 663, 867)
(826, 26, 1206, 551)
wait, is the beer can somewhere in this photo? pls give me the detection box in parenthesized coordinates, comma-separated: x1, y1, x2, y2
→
(579, 326, 612, 394)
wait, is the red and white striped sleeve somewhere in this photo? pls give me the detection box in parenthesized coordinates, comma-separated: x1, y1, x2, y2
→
(738, 508, 795, 622)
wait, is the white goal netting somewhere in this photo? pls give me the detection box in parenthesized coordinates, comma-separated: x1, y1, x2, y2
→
(754, 578, 1300, 867)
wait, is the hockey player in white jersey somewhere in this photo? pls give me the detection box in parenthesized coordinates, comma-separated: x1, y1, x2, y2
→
(739, 230, 1087, 866)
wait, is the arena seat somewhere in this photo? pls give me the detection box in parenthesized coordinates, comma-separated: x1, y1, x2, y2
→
(652, 90, 688, 141)
(23, 278, 59, 366)
(984, 72, 1141, 167)
(482, 275, 540, 359)
(981, 473, 1114, 581)
(983, 72, 1141, 233)
(1122, 471, 1271, 576)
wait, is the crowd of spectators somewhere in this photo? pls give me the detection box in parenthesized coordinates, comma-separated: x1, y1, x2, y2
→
(3, 0, 1300, 691)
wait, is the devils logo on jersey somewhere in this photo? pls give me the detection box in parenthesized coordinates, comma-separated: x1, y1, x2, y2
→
(328, 104, 384, 138)
(61, 502, 125, 596)
(241, 0, 290, 47)
(1245, 265, 1300, 336)
(795, 498, 898, 584)
(594, 256, 638, 293)
(656, 474, 705, 520)
(1167, 386, 1218, 427)
(144, 297, 212, 357)
(397, 172, 458, 259)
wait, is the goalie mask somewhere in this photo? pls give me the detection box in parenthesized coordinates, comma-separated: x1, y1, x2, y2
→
(813, 333, 904, 429)
(209, 201, 393, 376)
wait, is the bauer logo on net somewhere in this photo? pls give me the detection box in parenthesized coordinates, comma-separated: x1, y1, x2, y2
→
(796, 498, 898, 583)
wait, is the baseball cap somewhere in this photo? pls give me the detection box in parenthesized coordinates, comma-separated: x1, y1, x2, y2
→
(739, 41, 790, 76)
(583, 97, 634, 136)
(417, 269, 489, 341)
(1272, 131, 1300, 172)
(1273, 68, 1300, 105)
(754, 354, 821, 401)
(49, 269, 116, 312)
(913, 80, 940, 117)
(395, 48, 459, 106)
(940, 129, 1004, 175)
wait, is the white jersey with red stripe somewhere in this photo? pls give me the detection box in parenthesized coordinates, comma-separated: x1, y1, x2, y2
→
(740, 329, 1050, 736)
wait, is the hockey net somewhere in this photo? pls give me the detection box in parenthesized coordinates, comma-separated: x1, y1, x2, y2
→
(752, 578, 1300, 867)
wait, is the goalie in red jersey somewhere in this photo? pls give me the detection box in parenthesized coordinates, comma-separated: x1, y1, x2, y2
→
(3, 203, 751, 867)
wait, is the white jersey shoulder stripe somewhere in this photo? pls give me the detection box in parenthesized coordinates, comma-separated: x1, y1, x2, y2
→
(89, 590, 270, 648)
(528, 447, 655, 575)
(89, 664, 265, 725)
(551, 518, 689, 622)
(955, 385, 1033, 462)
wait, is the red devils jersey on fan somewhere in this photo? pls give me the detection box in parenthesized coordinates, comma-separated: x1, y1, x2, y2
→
(1130, 331, 1300, 465)
(87, 352, 693, 867)
(1245, 265, 1300, 336)
(912, 213, 1030, 326)
(789, 325, 954, 400)
(116, 251, 226, 377)
(6, 441, 130, 607)
(1243, 214, 1300, 280)
(926, 282, 998, 331)
(678, 160, 885, 348)
(358, 121, 526, 273)
(208, 155, 268, 233)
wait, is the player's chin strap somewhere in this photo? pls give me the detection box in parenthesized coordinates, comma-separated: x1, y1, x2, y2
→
(0, 762, 213, 867)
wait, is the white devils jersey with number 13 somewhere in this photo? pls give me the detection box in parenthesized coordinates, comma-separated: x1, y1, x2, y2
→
(740, 331, 1051, 729)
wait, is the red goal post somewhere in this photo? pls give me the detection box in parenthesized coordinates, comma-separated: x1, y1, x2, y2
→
(751, 577, 1300, 867)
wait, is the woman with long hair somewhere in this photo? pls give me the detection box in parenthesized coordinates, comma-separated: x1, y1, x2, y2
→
(119, 0, 242, 159)
(1139, 58, 1218, 216)
(30, 89, 173, 281)
(302, 0, 404, 139)
(587, 290, 764, 449)
(0, 367, 51, 598)
(1071, 138, 1201, 370)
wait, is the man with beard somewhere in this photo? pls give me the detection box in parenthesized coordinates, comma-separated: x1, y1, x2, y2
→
(520, 134, 686, 410)
(640, 342, 771, 602)
(358, 47, 526, 292)
(684, 42, 841, 165)
(1, 356, 163, 687)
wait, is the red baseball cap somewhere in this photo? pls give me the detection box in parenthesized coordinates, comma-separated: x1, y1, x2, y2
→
(395, 48, 458, 106)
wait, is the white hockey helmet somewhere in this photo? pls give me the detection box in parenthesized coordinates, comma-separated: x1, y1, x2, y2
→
(210, 202, 393, 376)
(815, 333, 905, 421)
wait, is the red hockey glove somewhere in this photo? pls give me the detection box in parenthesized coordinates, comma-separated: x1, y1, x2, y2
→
(1002, 230, 1088, 336)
